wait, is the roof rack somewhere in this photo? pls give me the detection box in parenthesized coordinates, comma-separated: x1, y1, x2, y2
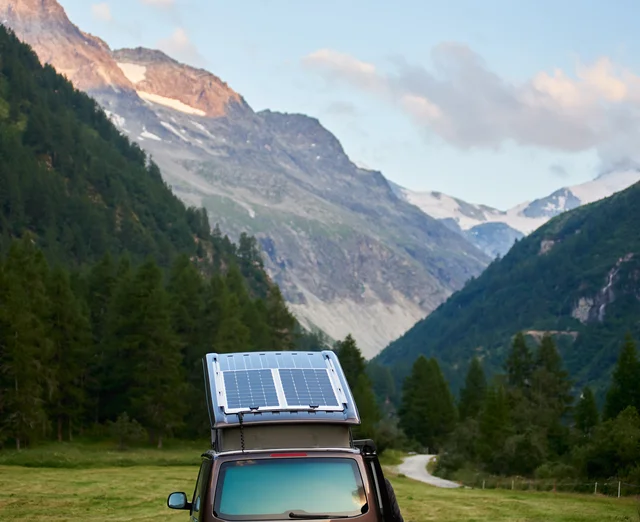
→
(202, 350, 361, 430)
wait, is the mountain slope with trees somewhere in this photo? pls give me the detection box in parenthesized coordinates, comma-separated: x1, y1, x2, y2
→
(0, 24, 319, 449)
(374, 178, 640, 401)
(0, 0, 491, 356)
(426, 332, 640, 486)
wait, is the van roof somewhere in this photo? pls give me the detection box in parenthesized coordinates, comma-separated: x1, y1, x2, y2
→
(202, 350, 360, 429)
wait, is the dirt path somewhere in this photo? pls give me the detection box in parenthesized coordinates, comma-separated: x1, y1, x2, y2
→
(396, 454, 460, 488)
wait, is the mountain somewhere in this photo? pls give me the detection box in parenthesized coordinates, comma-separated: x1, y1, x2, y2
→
(392, 169, 640, 258)
(0, 0, 491, 356)
(0, 23, 317, 448)
(0, 19, 287, 298)
(374, 177, 640, 400)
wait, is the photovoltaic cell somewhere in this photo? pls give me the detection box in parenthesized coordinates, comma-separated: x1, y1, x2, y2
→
(223, 369, 279, 410)
(279, 368, 339, 407)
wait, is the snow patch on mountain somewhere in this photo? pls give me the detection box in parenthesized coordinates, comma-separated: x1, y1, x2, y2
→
(140, 129, 161, 141)
(137, 91, 206, 116)
(103, 110, 126, 130)
(160, 121, 189, 142)
(570, 170, 640, 205)
(399, 169, 640, 237)
(116, 62, 146, 84)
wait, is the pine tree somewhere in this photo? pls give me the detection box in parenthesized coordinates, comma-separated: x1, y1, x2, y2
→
(126, 259, 186, 448)
(203, 273, 226, 348)
(429, 358, 457, 440)
(242, 298, 271, 352)
(530, 333, 573, 454)
(505, 332, 533, 390)
(99, 256, 135, 422)
(46, 265, 92, 442)
(604, 333, 640, 420)
(399, 356, 456, 452)
(265, 285, 296, 350)
(0, 237, 52, 448)
(167, 254, 206, 376)
(215, 291, 251, 353)
(458, 357, 487, 421)
(352, 373, 381, 440)
(334, 335, 380, 439)
(478, 383, 511, 472)
(334, 334, 366, 390)
(575, 386, 599, 436)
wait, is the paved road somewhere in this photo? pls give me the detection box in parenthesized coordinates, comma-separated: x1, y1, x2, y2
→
(396, 454, 460, 488)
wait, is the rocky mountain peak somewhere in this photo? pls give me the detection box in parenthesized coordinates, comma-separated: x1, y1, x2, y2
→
(113, 47, 246, 118)
(0, 0, 65, 20)
(0, 0, 134, 92)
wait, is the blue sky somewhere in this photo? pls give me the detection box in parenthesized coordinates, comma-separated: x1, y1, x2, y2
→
(61, 0, 640, 209)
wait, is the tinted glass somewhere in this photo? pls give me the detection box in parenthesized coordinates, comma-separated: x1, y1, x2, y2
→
(192, 458, 212, 520)
(214, 457, 367, 520)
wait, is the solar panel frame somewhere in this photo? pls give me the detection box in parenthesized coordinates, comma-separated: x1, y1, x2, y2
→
(212, 353, 346, 414)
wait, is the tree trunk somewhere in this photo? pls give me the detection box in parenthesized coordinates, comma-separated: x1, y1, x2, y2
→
(69, 420, 73, 442)
(57, 416, 63, 442)
(16, 437, 20, 451)
(157, 433, 163, 449)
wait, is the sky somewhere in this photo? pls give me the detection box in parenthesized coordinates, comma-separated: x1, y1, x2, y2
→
(59, 0, 640, 210)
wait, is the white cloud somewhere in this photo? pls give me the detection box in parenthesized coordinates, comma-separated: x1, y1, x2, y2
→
(157, 27, 204, 66)
(91, 3, 112, 22)
(139, 0, 174, 7)
(303, 43, 640, 168)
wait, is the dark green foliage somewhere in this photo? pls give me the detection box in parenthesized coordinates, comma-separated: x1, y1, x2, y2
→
(458, 357, 487, 421)
(477, 383, 511, 473)
(398, 356, 456, 452)
(375, 175, 640, 401)
(575, 387, 599, 436)
(107, 412, 146, 451)
(46, 264, 92, 442)
(604, 333, 640, 420)
(334, 334, 366, 390)
(334, 335, 381, 441)
(0, 26, 312, 448)
(505, 332, 533, 389)
(435, 332, 640, 484)
(0, 237, 52, 449)
(0, 239, 303, 448)
(574, 406, 640, 480)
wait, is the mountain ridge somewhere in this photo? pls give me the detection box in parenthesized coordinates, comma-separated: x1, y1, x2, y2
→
(393, 169, 640, 257)
(0, 0, 490, 356)
(374, 177, 640, 400)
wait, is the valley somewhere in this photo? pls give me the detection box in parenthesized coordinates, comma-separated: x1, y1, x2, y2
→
(3, 0, 638, 358)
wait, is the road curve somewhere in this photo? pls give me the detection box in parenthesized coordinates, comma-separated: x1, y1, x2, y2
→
(396, 454, 460, 488)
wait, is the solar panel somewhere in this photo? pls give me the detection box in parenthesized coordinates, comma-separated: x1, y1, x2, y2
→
(211, 352, 348, 414)
(223, 369, 279, 410)
(279, 368, 339, 408)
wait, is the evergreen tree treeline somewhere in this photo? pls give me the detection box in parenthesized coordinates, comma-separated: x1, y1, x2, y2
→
(0, 238, 308, 449)
(0, 25, 329, 449)
(393, 332, 640, 485)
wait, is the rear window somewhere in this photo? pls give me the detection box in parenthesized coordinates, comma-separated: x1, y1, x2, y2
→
(213, 457, 368, 520)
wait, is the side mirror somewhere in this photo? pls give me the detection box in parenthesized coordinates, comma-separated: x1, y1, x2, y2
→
(167, 492, 191, 510)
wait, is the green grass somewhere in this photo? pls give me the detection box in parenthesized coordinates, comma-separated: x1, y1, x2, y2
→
(0, 440, 207, 468)
(0, 443, 638, 521)
(379, 449, 406, 467)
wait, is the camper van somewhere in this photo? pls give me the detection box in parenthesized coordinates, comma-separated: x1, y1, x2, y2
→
(166, 350, 403, 522)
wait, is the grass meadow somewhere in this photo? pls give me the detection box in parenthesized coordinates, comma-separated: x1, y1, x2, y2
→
(0, 442, 638, 521)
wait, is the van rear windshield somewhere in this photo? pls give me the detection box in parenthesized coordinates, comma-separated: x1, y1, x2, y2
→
(213, 457, 367, 520)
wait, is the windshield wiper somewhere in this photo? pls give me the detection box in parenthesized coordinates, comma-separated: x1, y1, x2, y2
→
(288, 512, 350, 519)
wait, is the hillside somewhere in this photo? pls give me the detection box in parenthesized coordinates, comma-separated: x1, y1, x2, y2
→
(0, 22, 320, 448)
(0, 0, 490, 355)
(392, 169, 640, 258)
(375, 178, 640, 399)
